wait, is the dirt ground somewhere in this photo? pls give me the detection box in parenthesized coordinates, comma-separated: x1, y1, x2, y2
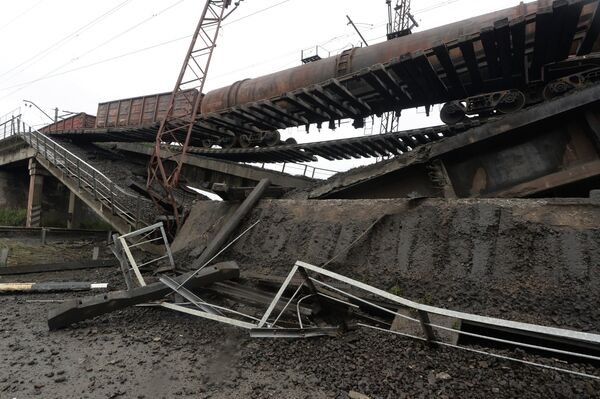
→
(1, 235, 599, 398)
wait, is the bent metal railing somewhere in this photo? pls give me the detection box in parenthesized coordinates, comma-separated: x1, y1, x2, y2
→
(1, 115, 149, 232)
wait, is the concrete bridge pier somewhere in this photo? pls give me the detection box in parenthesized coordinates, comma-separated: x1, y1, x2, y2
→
(67, 192, 83, 229)
(26, 158, 46, 227)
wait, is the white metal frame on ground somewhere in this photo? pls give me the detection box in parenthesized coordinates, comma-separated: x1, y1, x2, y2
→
(118, 222, 175, 287)
(156, 259, 600, 379)
(284, 261, 600, 380)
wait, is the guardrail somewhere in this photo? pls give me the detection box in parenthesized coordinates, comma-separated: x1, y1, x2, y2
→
(0, 108, 21, 128)
(256, 161, 338, 180)
(3, 115, 149, 232)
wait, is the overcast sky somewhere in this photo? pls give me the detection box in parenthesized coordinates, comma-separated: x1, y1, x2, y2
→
(0, 0, 534, 172)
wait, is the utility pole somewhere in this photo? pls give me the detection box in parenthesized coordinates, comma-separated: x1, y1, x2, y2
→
(346, 15, 369, 47)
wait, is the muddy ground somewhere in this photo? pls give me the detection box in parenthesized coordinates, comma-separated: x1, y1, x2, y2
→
(1, 208, 600, 399)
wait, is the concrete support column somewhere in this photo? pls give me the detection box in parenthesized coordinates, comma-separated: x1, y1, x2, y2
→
(67, 191, 83, 229)
(26, 159, 45, 227)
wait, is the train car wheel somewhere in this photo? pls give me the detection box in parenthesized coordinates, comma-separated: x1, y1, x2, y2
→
(201, 139, 213, 148)
(238, 134, 251, 148)
(440, 102, 466, 125)
(496, 90, 525, 114)
(285, 137, 297, 145)
(263, 131, 281, 147)
(543, 80, 576, 101)
(220, 136, 238, 149)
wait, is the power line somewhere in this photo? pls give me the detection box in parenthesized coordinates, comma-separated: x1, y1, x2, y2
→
(0, 35, 192, 91)
(0, 0, 296, 94)
(0, 0, 464, 103)
(0, 0, 45, 33)
(0, 0, 186, 101)
(0, 0, 134, 82)
(413, 0, 464, 14)
(222, 0, 294, 26)
(68, 0, 185, 64)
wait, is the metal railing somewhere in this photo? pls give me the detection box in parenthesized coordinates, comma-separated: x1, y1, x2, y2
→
(0, 108, 21, 129)
(2, 115, 149, 232)
(256, 161, 339, 180)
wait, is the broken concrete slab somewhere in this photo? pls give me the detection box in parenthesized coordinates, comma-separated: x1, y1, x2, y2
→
(47, 261, 240, 330)
(187, 179, 270, 271)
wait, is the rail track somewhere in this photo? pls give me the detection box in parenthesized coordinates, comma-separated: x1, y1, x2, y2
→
(0, 226, 109, 241)
(178, 120, 483, 163)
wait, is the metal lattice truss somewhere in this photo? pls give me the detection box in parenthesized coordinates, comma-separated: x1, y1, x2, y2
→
(146, 0, 240, 228)
(387, 0, 418, 39)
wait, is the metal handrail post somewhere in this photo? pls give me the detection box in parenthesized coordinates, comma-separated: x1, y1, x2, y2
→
(110, 183, 116, 215)
(92, 170, 97, 199)
(76, 159, 81, 188)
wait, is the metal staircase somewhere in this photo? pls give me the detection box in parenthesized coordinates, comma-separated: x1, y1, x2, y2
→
(1, 115, 150, 234)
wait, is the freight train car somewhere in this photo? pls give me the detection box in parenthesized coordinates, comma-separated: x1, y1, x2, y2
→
(40, 113, 96, 134)
(40, 0, 600, 149)
(199, 0, 600, 130)
(95, 89, 198, 128)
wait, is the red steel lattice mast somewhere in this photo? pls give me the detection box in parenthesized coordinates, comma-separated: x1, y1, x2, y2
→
(146, 0, 240, 230)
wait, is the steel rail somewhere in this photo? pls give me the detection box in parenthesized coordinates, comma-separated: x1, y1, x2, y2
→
(360, 324, 600, 381)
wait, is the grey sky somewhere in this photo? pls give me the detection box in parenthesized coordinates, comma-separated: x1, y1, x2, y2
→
(0, 0, 534, 171)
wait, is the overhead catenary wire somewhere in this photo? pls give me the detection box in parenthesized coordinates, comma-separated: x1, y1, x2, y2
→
(0, 0, 475, 107)
(0, 0, 46, 33)
(222, 0, 294, 27)
(0, 0, 135, 82)
(0, 0, 296, 97)
(1, 0, 409, 95)
(0, 0, 186, 101)
(0, 35, 194, 91)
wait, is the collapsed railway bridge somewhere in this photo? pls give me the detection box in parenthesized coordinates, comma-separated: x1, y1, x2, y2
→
(1, 0, 600, 397)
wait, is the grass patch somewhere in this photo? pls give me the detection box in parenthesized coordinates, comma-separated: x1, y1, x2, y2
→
(388, 285, 403, 297)
(0, 208, 27, 226)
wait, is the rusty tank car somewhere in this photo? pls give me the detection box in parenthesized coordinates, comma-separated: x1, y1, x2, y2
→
(42, 0, 600, 148)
